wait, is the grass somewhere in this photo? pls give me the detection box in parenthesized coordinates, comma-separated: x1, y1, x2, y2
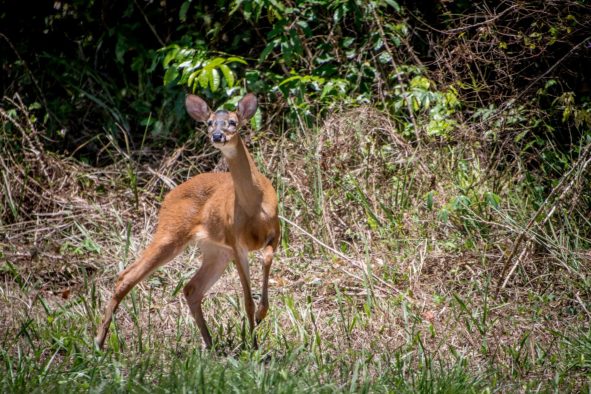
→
(1, 101, 591, 392)
(1, 283, 488, 393)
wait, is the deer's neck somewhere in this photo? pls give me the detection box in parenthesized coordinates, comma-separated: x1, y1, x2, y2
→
(220, 137, 264, 215)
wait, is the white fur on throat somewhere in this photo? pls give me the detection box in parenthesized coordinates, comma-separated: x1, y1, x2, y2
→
(216, 143, 237, 159)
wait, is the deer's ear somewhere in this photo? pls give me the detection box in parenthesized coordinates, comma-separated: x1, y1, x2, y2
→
(185, 95, 211, 122)
(236, 93, 258, 122)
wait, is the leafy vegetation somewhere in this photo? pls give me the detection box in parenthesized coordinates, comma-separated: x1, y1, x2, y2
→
(1, 0, 590, 392)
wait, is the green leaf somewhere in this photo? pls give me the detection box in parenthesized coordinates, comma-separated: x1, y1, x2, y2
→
(438, 208, 449, 223)
(333, 5, 343, 23)
(514, 129, 529, 142)
(205, 57, 225, 69)
(177, 60, 194, 70)
(250, 109, 262, 131)
(279, 75, 302, 86)
(226, 56, 248, 65)
(198, 69, 209, 89)
(115, 34, 126, 64)
(163, 67, 179, 86)
(425, 191, 434, 210)
(289, 28, 303, 56)
(544, 79, 557, 90)
(219, 64, 234, 87)
(163, 46, 179, 67)
(209, 68, 220, 92)
(321, 83, 333, 99)
(259, 42, 276, 63)
(229, 0, 244, 16)
(179, 1, 190, 22)
(378, 51, 392, 64)
(373, 37, 384, 51)
(484, 192, 501, 210)
(187, 71, 198, 90)
(384, 0, 401, 12)
(342, 37, 355, 47)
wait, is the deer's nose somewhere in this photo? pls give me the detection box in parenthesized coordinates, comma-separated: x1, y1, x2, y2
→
(212, 131, 224, 143)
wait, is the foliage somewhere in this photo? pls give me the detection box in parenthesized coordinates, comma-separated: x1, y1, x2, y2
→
(161, 47, 247, 95)
(2, 0, 588, 174)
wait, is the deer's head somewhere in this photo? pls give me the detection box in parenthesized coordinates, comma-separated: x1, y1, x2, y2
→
(185, 94, 258, 150)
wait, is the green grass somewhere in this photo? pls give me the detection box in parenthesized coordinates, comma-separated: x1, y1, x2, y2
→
(1, 272, 590, 392)
(1, 285, 488, 393)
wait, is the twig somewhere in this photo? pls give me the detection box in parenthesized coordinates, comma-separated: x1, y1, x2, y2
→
(133, 0, 165, 47)
(513, 37, 591, 104)
(0, 102, 50, 180)
(146, 167, 176, 189)
(499, 244, 529, 290)
(575, 292, 591, 320)
(483, 36, 591, 130)
(496, 141, 591, 296)
(0, 34, 50, 115)
(407, 4, 518, 35)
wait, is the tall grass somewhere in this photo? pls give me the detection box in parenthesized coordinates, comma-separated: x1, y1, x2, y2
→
(1, 100, 590, 392)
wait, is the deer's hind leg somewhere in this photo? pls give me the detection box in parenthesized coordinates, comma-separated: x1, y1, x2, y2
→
(95, 232, 186, 349)
(183, 242, 231, 348)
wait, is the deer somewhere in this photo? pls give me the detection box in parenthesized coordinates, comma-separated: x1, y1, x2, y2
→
(95, 93, 280, 350)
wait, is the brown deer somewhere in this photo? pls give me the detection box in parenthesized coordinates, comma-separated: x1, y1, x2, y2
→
(95, 93, 280, 349)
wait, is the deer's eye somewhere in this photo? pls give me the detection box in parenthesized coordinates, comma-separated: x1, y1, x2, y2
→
(228, 120, 237, 127)
(207, 120, 213, 126)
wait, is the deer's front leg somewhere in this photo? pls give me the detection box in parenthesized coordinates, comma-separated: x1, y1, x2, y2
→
(233, 247, 257, 346)
(256, 244, 274, 323)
